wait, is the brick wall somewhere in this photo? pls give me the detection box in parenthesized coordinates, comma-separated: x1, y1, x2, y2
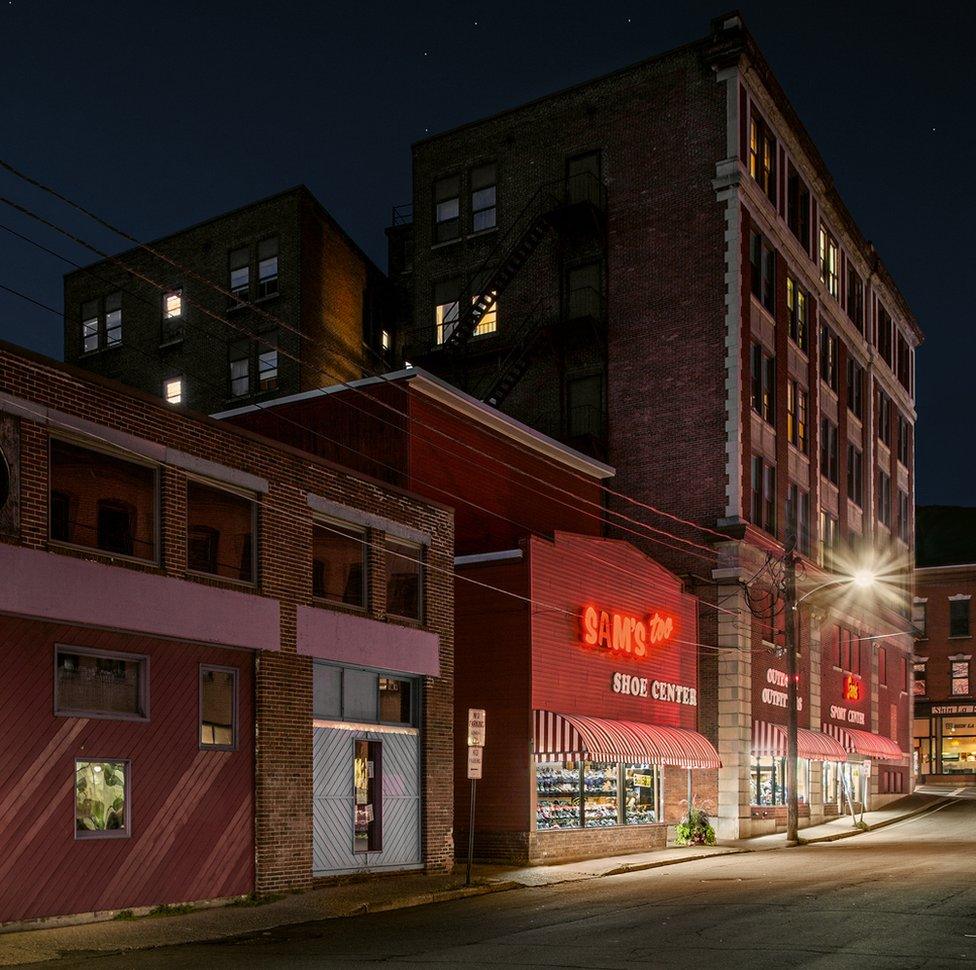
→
(0, 341, 455, 897)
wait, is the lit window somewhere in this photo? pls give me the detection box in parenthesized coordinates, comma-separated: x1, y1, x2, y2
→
(381, 330, 391, 351)
(82, 300, 100, 353)
(951, 660, 971, 697)
(819, 226, 839, 299)
(750, 342, 775, 425)
(258, 332, 278, 391)
(257, 238, 279, 298)
(434, 280, 460, 344)
(471, 163, 496, 232)
(434, 175, 460, 243)
(787, 380, 807, 453)
(748, 110, 777, 204)
(786, 276, 807, 351)
(473, 292, 497, 336)
(200, 665, 237, 749)
(379, 677, 412, 724)
(76, 760, 129, 838)
(164, 288, 183, 318)
(105, 292, 122, 346)
(229, 247, 250, 301)
(163, 376, 183, 405)
(820, 325, 839, 390)
(56, 646, 148, 719)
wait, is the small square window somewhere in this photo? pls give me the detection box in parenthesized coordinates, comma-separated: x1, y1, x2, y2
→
(75, 760, 129, 838)
(200, 665, 238, 749)
(164, 376, 183, 405)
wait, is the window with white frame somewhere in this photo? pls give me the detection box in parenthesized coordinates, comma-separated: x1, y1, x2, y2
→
(951, 657, 971, 697)
(257, 238, 279, 298)
(433, 175, 460, 243)
(162, 287, 184, 342)
(819, 226, 839, 299)
(105, 292, 122, 346)
(229, 340, 251, 397)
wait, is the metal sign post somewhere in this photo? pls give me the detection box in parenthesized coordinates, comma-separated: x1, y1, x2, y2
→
(465, 709, 485, 887)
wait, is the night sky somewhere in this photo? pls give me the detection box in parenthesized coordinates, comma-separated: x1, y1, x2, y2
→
(0, 1, 971, 504)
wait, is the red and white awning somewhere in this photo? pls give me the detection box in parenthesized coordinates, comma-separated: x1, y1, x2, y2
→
(533, 710, 721, 769)
(822, 722, 904, 762)
(752, 720, 848, 762)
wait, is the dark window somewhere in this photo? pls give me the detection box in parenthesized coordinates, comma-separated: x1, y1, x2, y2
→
(566, 263, 602, 321)
(847, 358, 864, 419)
(433, 175, 460, 243)
(847, 445, 863, 508)
(818, 226, 839, 299)
(470, 163, 496, 232)
(786, 164, 810, 251)
(786, 483, 810, 552)
(566, 151, 602, 204)
(787, 380, 807, 453)
(748, 110, 777, 204)
(877, 470, 892, 526)
(258, 331, 279, 392)
(896, 332, 912, 391)
(0, 449, 9, 511)
(379, 677, 412, 724)
(912, 600, 927, 639)
(897, 414, 911, 467)
(75, 760, 129, 838)
(229, 339, 251, 397)
(81, 299, 100, 353)
(750, 232, 775, 313)
(80, 293, 122, 352)
(950, 600, 971, 638)
(786, 276, 808, 351)
(846, 267, 864, 333)
(820, 418, 838, 484)
(820, 325, 838, 391)
(312, 519, 367, 608)
(50, 439, 157, 561)
(877, 305, 893, 366)
(257, 238, 279, 298)
(751, 343, 775, 424)
(386, 539, 423, 621)
(751, 456, 776, 535)
(186, 479, 256, 583)
(898, 490, 910, 543)
(819, 509, 838, 569)
(353, 739, 382, 853)
(876, 389, 892, 446)
(229, 247, 250, 302)
(568, 374, 604, 439)
(200, 665, 237, 749)
(56, 646, 147, 719)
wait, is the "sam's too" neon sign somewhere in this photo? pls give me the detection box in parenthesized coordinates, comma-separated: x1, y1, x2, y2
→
(579, 605, 677, 659)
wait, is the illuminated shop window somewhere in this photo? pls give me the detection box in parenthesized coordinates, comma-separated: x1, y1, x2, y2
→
(751, 757, 809, 807)
(535, 761, 662, 830)
(76, 760, 129, 838)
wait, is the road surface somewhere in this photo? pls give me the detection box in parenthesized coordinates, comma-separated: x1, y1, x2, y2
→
(36, 796, 976, 968)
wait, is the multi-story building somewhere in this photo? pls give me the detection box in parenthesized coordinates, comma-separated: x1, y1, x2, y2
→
(0, 339, 453, 927)
(388, 12, 920, 836)
(914, 506, 976, 785)
(64, 186, 393, 415)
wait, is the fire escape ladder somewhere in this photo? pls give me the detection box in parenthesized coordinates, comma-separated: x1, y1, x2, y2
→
(480, 302, 549, 408)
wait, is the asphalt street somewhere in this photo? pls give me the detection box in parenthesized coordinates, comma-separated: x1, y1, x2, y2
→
(35, 797, 976, 969)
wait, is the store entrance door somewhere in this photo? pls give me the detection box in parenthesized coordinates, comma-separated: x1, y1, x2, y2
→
(312, 726, 422, 875)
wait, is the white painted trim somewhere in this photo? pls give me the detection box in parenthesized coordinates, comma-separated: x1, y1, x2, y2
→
(312, 719, 419, 736)
(306, 493, 430, 546)
(454, 549, 523, 566)
(213, 367, 616, 480)
(949, 594, 972, 601)
(913, 596, 928, 603)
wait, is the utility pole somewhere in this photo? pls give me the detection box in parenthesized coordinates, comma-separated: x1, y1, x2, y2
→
(784, 531, 799, 844)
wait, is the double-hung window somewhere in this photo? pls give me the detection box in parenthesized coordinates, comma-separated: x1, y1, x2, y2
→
(819, 226, 839, 299)
(952, 659, 971, 696)
(163, 376, 184, 405)
(877, 470, 892, 527)
(819, 510, 838, 569)
(876, 388, 892, 446)
(820, 418, 838, 484)
(898, 490, 910, 543)
(786, 164, 810, 252)
(897, 415, 910, 467)
(229, 247, 250, 302)
(787, 380, 807, 453)
(912, 600, 927, 639)
(847, 444, 863, 507)
(786, 483, 810, 553)
(81, 300, 100, 353)
(434, 175, 460, 243)
(229, 340, 251, 398)
(80, 293, 123, 352)
(877, 304, 893, 366)
(786, 276, 808, 351)
(162, 287, 184, 342)
(846, 267, 864, 333)
(896, 332, 912, 391)
(257, 238, 279, 298)
(258, 331, 279, 392)
(105, 293, 122, 346)
(749, 110, 777, 204)
(471, 164, 496, 232)
(820, 325, 839, 391)
(751, 343, 775, 424)
(751, 456, 776, 535)
(847, 358, 864, 419)
(750, 232, 775, 313)
(950, 598, 971, 638)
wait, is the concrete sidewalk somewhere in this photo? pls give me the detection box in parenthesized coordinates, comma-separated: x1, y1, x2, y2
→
(0, 793, 945, 966)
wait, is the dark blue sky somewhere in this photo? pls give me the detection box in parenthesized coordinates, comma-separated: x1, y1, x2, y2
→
(0, 1, 971, 504)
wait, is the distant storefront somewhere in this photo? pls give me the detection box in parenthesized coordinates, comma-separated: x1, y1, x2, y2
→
(914, 703, 976, 777)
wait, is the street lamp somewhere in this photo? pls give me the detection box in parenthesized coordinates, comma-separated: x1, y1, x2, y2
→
(783, 541, 876, 844)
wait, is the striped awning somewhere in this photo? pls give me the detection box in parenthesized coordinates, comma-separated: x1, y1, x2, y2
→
(752, 720, 848, 762)
(533, 710, 721, 769)
(823, 722, 904, 762)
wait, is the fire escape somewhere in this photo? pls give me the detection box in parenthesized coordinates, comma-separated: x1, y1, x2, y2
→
(409, 170, 607, 420)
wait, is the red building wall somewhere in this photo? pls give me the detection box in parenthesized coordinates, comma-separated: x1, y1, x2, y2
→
(0, 617, 254, 924)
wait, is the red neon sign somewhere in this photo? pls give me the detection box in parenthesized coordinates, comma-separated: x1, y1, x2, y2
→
(580, 605, 677, 659)
(843, 675, 862, 702)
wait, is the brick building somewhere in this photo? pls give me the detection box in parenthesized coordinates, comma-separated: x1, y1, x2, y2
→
(221, 368, 720, 864)
(913, 507, 976, 784)
(64, 185, 393, 416)
(0, 339, 453, 926)
(388, 12, 919, 835)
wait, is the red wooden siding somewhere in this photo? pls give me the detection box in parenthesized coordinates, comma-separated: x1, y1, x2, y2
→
(0, 617, 254, 924)
(528, 533, 699, 730)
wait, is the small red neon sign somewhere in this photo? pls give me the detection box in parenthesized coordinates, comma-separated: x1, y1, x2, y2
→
(843, 675, 862, 702)
(579, 605, 677, 659)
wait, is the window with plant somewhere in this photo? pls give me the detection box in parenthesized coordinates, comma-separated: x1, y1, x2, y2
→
(75, 760, 128, 837)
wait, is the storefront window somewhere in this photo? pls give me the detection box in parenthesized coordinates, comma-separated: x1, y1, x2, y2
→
(536, 761, 662, 830)
(822, 761, 840, 810)
(623, 765, 658, 824)
(941, 716, 976, 773)
(583, 762, 619, 827)
(913, 717, 932, 775)
(536, 761, 582, 829)
(751, 757, 809, 806)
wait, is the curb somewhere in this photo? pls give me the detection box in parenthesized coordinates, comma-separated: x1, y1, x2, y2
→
(600, 848, 746, 877)
(360, 880, 523, 914)
(795, 798, 953, 846)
